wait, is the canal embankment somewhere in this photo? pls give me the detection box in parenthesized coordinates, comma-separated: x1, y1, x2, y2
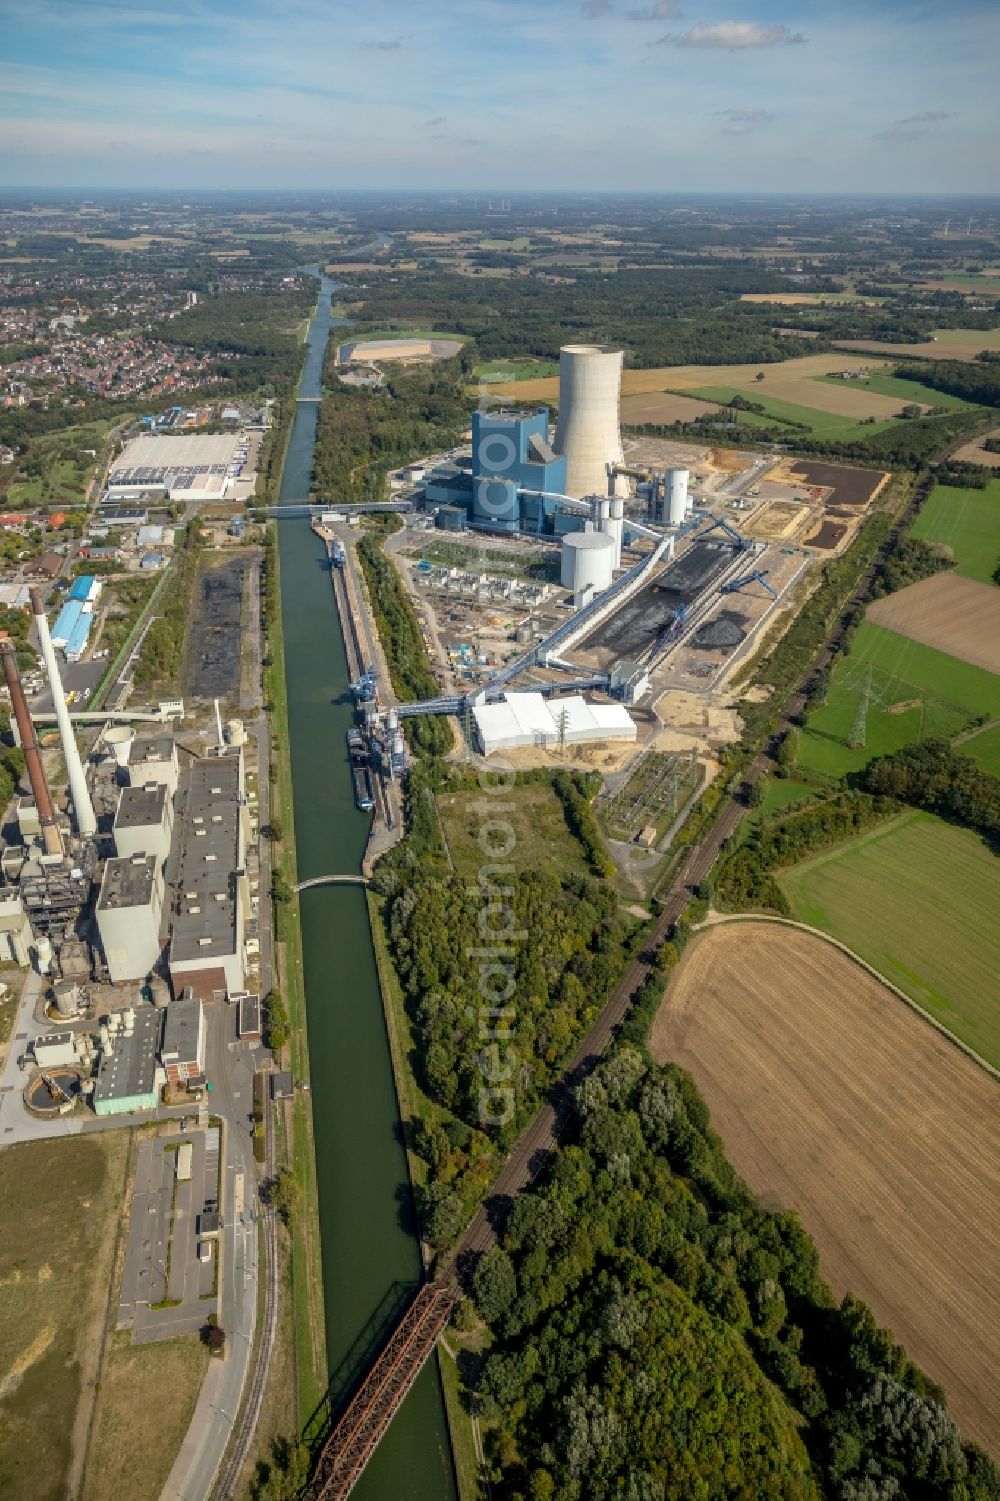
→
(275, 273, 457, 1500)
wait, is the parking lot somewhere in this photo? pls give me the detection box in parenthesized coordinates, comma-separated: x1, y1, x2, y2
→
(118, 1125, 220, 1342)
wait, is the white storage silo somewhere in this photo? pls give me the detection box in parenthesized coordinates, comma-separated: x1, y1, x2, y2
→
(561, 529, 616, 595)
(554, 345, 625, 498)
(664, 468, 689, 526)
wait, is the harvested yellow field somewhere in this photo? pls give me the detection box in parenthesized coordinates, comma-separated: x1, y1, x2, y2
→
(620, 392, 722, 424)
(865, 573, 1000, 674)
(952, 428, 1000, 466)
(496, 352, 894, 413)
(651, 921, 1000, 1457)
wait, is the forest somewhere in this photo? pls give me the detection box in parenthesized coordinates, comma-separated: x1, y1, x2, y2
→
(894, 358, 1000, 409)
(468, 1039, 1000, 1500)
(312, 349, 471, 503)
(370, 756, 638, 1247)
(861, 740, 1000, 837)
(335, 266, 829, 369)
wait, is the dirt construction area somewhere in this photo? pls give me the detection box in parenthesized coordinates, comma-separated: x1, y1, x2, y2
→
(866, 572, 1000, 674)
(651, 921, 1000, 1457)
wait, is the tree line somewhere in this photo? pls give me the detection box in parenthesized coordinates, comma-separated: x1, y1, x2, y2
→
(467, 1041, 1000, 1499)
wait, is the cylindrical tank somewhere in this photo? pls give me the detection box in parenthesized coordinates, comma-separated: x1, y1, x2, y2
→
(52, 978, 80, 1017)
(226, 718, 248, 748)
(665, 468, 690, 526)
(554, 345, 625, 498)
(436, 505, 466, 532)
(34, 935, 53, 975)
(560, 529, 616, 594)
(105, 725, 135, 768)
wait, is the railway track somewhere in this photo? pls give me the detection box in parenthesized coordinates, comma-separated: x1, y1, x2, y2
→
(304, 465, 940, 1496)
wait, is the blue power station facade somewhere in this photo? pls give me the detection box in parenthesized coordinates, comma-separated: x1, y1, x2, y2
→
(424, 407, 571, 535)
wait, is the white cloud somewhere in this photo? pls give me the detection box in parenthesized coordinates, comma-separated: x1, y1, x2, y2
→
(362, 34, 408, 51)
(581, 0, 613, 17)
(659, 21, 807, 49)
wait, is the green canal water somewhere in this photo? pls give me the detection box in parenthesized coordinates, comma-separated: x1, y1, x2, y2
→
(277, 274, 456, 1499)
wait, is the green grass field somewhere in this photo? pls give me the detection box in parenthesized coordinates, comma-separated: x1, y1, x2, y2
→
(929, 326, 1000, 351)
(476, 358, 560, 382)
(910, 478, 1000, 583)
(797, 619, 1000, 777)
(814, 372, 979, 411)
(437, 781, 590, 881)
(344, 328, 470, 345)
(688, 385, 903, 443)
(958, 722, 1000, 776)
(778, 810, 1000, 1067)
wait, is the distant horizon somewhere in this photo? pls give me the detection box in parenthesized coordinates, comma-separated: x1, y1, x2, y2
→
(2, 187, 1000, 202)
(2, 0, 997, 195)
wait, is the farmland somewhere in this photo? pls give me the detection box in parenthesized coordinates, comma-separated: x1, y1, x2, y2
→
(650, 920, 1000, 1457)
(688, 385, 903, 442)
(796, 619, 1000, 777)
(777, 810, 1000, 1065)
(816, 370, 980, 410)
(833, 327, 1000, 362)
(864, 572, 1000, 674)
(910, 477, 1000, 583)
(959, 722, 1000, 775)
(0, 1134, 129, 1501)
(494, 350, 895, 405)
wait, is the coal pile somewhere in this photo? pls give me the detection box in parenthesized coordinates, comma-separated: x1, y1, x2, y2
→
(694, 613, 746, 650)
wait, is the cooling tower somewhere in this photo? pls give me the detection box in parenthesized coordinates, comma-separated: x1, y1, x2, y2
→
(554, 345, 625, 498)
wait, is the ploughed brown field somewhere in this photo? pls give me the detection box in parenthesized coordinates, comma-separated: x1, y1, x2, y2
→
(651, 921, 1000, 1456)
(866, 572, 1000, 674)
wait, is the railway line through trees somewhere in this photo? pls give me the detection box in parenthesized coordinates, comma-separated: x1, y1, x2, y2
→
(305, 466, 936, 1500)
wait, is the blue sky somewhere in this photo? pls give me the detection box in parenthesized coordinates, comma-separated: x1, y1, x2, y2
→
(0, 0, 996, 192)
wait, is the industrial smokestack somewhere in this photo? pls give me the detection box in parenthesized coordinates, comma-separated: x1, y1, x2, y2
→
(214, 698, 225, 753)
(29, 588, 96, 838)
(0, 636, 63, 857)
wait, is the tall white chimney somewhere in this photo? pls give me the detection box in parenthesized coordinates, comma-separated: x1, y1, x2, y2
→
(30, 588, 97, 838)
(607, 496, 624, 569)
(214, 698, 225, 752)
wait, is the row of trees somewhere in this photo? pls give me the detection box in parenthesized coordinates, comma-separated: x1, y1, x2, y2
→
(715, 792, 897, 912)
(861, 740, 1000, 838)
(469, 1043, 1000, 1499)
(355, 527, 451, 758)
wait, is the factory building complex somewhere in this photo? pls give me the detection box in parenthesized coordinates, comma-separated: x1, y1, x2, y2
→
(0, 584, 253, 1124)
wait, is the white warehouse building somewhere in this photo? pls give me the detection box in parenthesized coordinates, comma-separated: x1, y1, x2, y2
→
(473, 691, 636, 757)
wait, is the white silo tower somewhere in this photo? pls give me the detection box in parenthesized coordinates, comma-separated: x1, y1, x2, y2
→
(560, 529, 616, 596)
(664, 468, 689, 526)
(554, 345, 625, 498)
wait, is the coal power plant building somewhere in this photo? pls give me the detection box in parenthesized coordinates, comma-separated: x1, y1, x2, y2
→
(424, 407, 568, 534)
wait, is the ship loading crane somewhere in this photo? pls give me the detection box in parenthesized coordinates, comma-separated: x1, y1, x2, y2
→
(720, 568, 777, 601)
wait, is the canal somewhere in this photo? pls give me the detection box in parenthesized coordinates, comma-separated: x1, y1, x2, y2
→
(277, 272, 456, 1499)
